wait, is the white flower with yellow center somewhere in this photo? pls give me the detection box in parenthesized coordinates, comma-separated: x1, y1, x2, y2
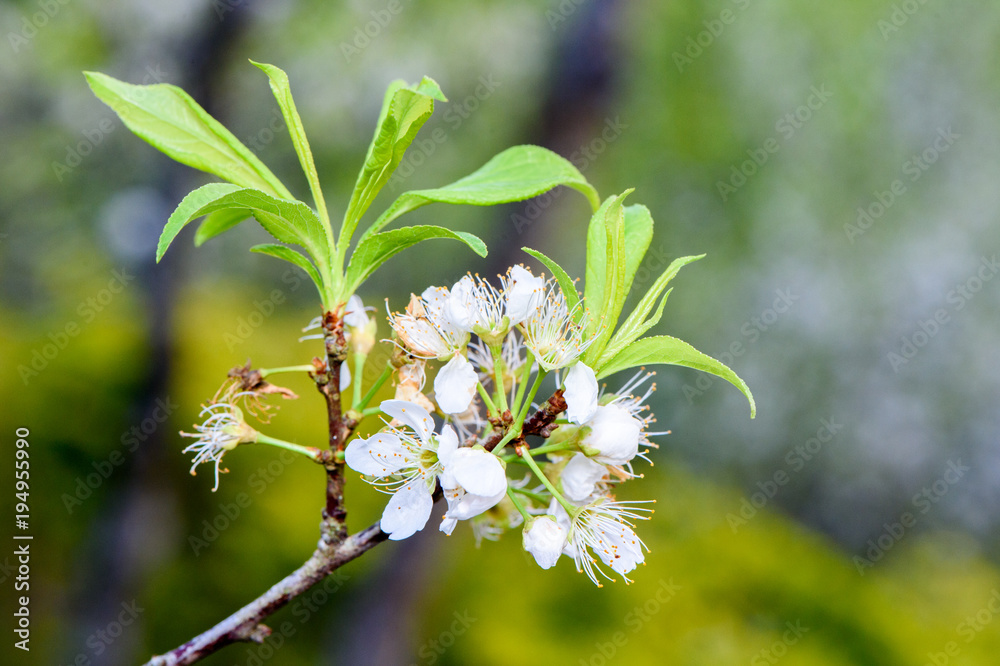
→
(520, 281, 592, 370)
(388, 286, 469, 359)
(180, 398, 258, 492)
(345, 400, 507, 540)
(548, 496, 651, 586)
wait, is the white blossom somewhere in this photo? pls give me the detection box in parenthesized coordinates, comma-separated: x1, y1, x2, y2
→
(504, 265, 545, 325)
(520, 280, 592, 370)
(582, 404, 642, 466)
(344, 400, 441, 540)
(345, 400, 506, 541)
(180, 398, 257, 492)
(388, 287, 468, 359)
(433, 354, 478, 414)
(445, 274, 509, 338)
(522, 516, 568, 569)
(438, 442, 507, 534)
(559, 453, 610, 502)
(563, 362, 599, 424)
(548, 496, 650, 586)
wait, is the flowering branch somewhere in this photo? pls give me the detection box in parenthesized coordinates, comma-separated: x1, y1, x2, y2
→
(88, 61, 755, 664)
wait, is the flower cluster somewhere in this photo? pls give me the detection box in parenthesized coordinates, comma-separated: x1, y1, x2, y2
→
(346, 265, 662, 586)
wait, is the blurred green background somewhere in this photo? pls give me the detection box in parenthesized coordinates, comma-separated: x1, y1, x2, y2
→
(2, 0, 1000, 664)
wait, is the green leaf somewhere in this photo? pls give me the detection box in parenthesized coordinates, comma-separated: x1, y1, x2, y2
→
(84, 71, 291, 199)
(521, 247, 581, 314)
(600, 254, 705, 364)
(596, 335, 756, 418)
(194, 209, 250, 247)
(158, 183, 240, 261)
(345, 225, 487, 294)
(158, 187, 332, 284)
(251, 61, 333, 249)
(621, 204, 655, 287)
(582, 191, 631, 362)
(338, 77, 446, 258)
(362, 145, 601, 241)
(250, 244, 323, 295)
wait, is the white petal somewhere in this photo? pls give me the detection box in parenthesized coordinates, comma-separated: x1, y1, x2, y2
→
(594, 522, 645, 574)
(505, 265, 545, 324)
(445, 487, 506, 521)
(561, 453, 608, 502)
(445, 276, 478, 332)
(420, 286, 450, 316)
(523, 516, 567, 569)
(380, 482, 433, 541)
(564, 362, 598, 425)
(345, 433, 408, 476)
(434, 355, 478, 414)
(439, 516, 458, 535)
(447, 448, 507, 497)
(436, 424, 459, 468)
(584, 404, 641, 465)
(340, 362, 351, 392)
(344, 294, 368, 328)
(380, 399, 434, 444)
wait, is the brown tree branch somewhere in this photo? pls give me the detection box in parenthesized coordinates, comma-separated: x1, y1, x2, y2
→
(483, 389, 567, 451)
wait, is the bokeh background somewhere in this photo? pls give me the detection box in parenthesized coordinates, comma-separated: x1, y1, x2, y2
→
(2, 0, 999, 664)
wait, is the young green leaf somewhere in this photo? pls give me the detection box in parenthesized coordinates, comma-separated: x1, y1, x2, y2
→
(596, 335, 756, 418)
(344, 225, 487, 295)
(620, 204, 654, 286)
(582, 191, 631, 363)
(251, 61, 334, 251)
(194, 209, 250, 247)
(361, 145, 601, 242)
(250, 244, 324, 296)
(159, 187, 332, 287)
(599, 254, 705, 364)
(84, 72, 292, 200)
(338, 77, 446, 259)
(521, 247, 581, 314)
(158, 183, 241, 261)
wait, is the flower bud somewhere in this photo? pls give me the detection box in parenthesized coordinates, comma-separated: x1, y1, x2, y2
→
(522, 515, 568, 569)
